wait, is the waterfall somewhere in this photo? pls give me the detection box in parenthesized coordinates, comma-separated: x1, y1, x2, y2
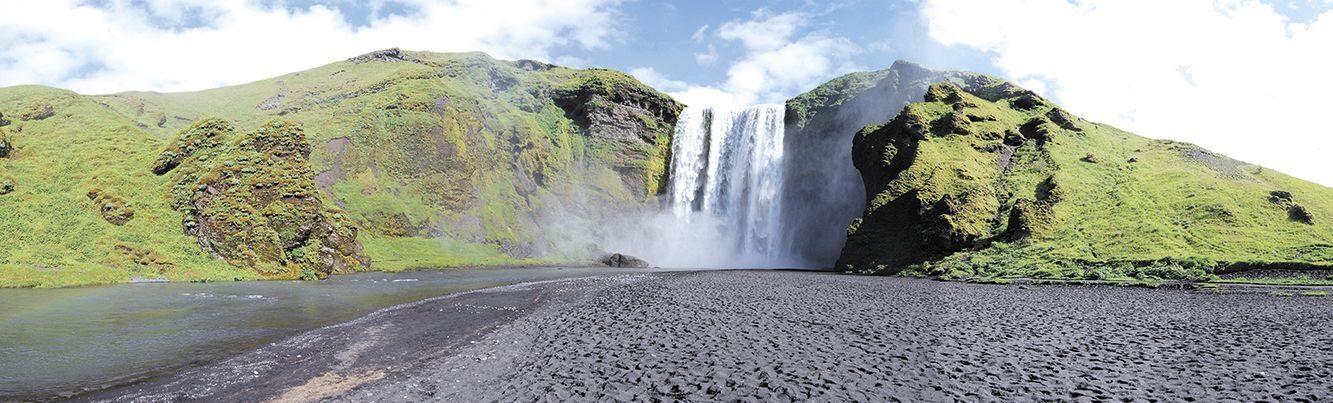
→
(663, 104, 792, 267)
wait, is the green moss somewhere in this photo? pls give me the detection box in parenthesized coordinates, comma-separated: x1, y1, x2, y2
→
(643, 129, 673, 196)
(0, 126, 11, 158)
(0, 50, 683, 287)
(786, 69, 894, 129)
(155, 118, 369, 280)
(841, 78, 1333, 281)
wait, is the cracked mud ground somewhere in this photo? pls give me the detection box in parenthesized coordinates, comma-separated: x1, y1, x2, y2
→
(92, 271, 1333, 402)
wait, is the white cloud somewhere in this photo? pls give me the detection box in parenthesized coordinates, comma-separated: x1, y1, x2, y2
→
(629, 67, 689, 91)
(553, 55, 591, 68)
(657, 10, 860, 108)
(694, 44, 719, 65)
(716, 10, 806, 51)
(0, 0, 623, 94)
(691, 24, 710, 42)
(923, 0, 1333, 186)
(721, 32, 858, 106)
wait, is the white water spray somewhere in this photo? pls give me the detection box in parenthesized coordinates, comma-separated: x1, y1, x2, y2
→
(595, 104, 806, 268)
(661, 104, 793, 267)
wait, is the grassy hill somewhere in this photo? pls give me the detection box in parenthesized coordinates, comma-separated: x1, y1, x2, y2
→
(4, 51, 1330, 288)
(0, 49, 680, 287)
(837, 77, 1333, 283)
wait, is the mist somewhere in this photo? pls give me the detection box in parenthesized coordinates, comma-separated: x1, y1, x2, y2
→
(551, 62, 961, 270)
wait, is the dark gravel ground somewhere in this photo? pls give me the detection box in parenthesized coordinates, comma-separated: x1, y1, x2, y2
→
(90, 270, 1333, 402)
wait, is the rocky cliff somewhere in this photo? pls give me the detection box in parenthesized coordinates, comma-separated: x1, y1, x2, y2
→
(0, 49, 680, 286)
(837, 78, 1333, 281)
(780, 61, 976, 267)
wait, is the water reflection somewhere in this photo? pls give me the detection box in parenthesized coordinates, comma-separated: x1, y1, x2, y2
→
(0, 267, 659, 399)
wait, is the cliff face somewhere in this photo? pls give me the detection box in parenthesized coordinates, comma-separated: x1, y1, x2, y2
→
(0, 50, 681, 286)
(780, 61, 976, 267)
(838, 79, 1333, 280)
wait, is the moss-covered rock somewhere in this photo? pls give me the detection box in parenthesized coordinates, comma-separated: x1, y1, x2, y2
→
(1289, 205, 1315, 225)
(1270, 190, 1315, 225)
(836, 74, 1333, 280)
(154, 118, 370, 279)
(87, 189, 135, 225)
(780, 61, 994, 266)
(0, 127, 10, 158)
(18, 103, 55, 121)
(551, 68, 683, 197)
(840, 82, 1046, 271)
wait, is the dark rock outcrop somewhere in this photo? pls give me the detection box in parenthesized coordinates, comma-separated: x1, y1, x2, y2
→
(1270, 190, 1315, 225)
(600, 253, 650, 268)
(779, 61, 998, 267)
(18, 103, 55, 121)
(551, 70, 683, 197)
(1289, 205, 1315, 225)
(1011, 92, 1045, 110)
(0, 127, 10, 158)
(838, 82, 1061, 272)
(154, 118, 370, 279)
(514, 59, 555, 71)
(1045, 108, 1081, 131)
(347, 48, 413, 64)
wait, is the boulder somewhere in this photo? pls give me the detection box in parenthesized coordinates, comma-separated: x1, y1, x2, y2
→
(1011, 92, 1044, 110)
(1289, 205, 1315, 225)
(87, 189, 135, 225)
(1045, 108, 1081, 131)
(18, 104, 54, 121)
(601, 253, 650, 268)
(933, 111, 972, 135)
(1269, 190, 1295, 204)
(155, 118, 370, 279)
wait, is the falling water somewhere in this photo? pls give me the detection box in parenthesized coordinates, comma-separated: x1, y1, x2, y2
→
(665, 104, 792, 266)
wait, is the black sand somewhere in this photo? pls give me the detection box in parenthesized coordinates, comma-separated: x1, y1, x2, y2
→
(86, 271, 1333, 402)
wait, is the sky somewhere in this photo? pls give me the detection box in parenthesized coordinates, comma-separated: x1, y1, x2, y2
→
(0, 0, 1330, 186)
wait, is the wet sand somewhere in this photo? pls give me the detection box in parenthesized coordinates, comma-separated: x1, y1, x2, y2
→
(86, 270, 1333, 401)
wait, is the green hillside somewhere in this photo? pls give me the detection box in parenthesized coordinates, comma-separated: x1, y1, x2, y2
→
(4, 51, 1330, 288)
(0, 49, 680, 287)
(838, 78, 1333, 282)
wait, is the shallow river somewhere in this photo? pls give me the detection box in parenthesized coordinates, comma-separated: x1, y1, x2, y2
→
(0, 267, 669, 399)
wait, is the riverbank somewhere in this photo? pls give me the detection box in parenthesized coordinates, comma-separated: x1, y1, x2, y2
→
(80, 270, 1333, 401)
(0, 267, 677, 400)
(0, 259, 582, 289)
